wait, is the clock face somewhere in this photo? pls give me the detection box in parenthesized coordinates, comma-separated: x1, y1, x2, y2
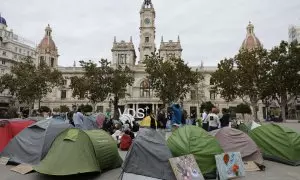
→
(144, 18, 151, 25)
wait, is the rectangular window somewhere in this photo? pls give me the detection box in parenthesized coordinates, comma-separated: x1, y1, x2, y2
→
(1, 60, 5, 65)
(19, 49, 21, 53)
(145, 37, 149, 43)
(15, 47, 18, 52)
(39, 56, 44, 65)
(117, 54, 127, 64)
(97, 106, 104, 113)
(2, 51, 6, 56)
(61, 90, 67, 99)
(210, 91, 216, 100)
(190, 90, 196, 100)
(63, 80, 67, 85)
(51, 58, 55, 67)
(0, 69, 4, 74)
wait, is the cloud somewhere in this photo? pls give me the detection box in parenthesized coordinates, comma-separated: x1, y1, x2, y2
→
(2, 0, 300, 67)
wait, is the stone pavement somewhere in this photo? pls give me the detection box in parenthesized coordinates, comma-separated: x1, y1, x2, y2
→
(0, 123, 300, 180)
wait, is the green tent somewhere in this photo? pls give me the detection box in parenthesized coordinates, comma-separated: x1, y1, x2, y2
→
(34, 129, 123, 175)
(236, 123, 251, 133)
(167, 125, 223, 175)
(249, 123, 300, 166)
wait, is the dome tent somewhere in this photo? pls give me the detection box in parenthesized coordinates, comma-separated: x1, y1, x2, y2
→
(34, 129, 123, 175)
(121, 128, 175, 180)
(210, 127, 263, 165)
(249, 123, 300, 166)
(167, 125, 223, 176)
(0, 118, 71, 165)
(0, 119, 35, 152)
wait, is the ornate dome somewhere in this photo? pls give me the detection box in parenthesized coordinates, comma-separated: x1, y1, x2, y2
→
(0, 15, 7, 26)
(241, 22, 262, 50)
(38, 24, 57, 52)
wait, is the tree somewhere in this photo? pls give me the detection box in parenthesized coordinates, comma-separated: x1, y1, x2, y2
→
(144, 53, 203, 106)
(236, 103, 252, 119)
(70, 59, 111, 111)
(211, 48, 271, 121)
(60, 105, 70, 113)
(0, 56, 63, 115)
(200, 101, 215, 113)
(211, 58, 239, 102)
(108, 65, 134, 119)
(265, 41, 300, 121)
(235, 48, 271, 120)
(78, 104, 93, 114)
(39, 106, 51, 113)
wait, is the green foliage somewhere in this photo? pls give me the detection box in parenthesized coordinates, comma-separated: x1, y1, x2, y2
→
(0, 56, 63, 108)
(144, 53, 203, 105)
(60, 105, 70, 113)
(108, 64, 134, 119)
(53, 107, 60, 113)
(7, 106, 18, 119)
(70, 59, 111, 105)
(78, 104, 93, 113)
(39, 106, 51, 113)
(210, 58, 238, 102)
(236, 103, 252, 115)
(211, 48, 271, 120)
(70, 59, 134, 117)
(265, 41, 300, 120)
(200, 101, 215, 113)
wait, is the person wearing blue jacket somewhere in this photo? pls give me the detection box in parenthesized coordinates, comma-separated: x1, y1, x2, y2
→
(171, 104, 182, 126)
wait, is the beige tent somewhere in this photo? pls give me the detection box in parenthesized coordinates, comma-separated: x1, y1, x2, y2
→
(210, 127, 263, 165)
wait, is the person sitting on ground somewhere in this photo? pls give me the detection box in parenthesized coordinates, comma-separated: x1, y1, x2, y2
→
(112, 124, 122, 141)
(119, 129, 133, 151)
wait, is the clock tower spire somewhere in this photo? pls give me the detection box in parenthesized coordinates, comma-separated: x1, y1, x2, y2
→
(139, 0, 156, 63)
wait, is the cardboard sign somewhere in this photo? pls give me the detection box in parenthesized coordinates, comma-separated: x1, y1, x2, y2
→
(0, 157, 10, 165)
(244, 161, 260, 172)
(10, 164, 33, 175)
(215, 152, 245, 180)
(169, 154, 205, 180)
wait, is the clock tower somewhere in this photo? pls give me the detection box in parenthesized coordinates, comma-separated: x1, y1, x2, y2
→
(139, 0, 156, 63)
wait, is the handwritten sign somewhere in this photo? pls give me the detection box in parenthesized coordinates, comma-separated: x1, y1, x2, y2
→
(0, 157, 10, 165)
(10, 164, 33, 175)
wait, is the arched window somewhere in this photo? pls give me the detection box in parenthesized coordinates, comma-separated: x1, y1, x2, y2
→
(140, 79, 151, 97)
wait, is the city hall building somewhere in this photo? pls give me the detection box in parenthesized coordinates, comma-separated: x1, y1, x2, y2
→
(0, 1, 266, 119)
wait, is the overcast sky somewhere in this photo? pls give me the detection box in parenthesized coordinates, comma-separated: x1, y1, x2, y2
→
(2, 0, 300, 67)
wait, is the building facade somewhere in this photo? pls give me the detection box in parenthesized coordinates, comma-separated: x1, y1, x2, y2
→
(0, 15, 37, 111)
(0, 1, 266, 119)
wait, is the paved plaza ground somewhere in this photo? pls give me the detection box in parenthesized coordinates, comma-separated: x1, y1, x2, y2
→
(1, 122, 300, 180)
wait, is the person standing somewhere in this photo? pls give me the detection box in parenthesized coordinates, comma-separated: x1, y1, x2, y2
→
(220, 108, 230, 128)
(190, 110, 196, 125)
(202, 109, 209, 131)
(207, 108, 221, 131)
(171, 104, 182, 126)
(73, 108, 84, 129)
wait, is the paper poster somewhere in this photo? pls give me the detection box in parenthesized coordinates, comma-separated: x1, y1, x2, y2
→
(0, 157, 10, 165)
(10, 164, 33, 175)
(169, 154, 204, 180)
(215, 152, 245, 180)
